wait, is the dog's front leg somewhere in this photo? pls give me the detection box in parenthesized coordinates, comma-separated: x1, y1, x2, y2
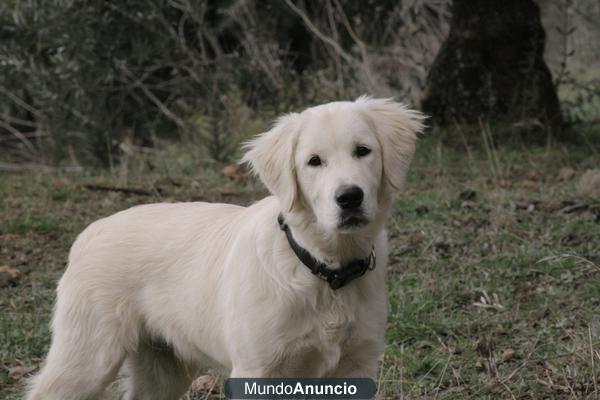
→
(329, 359, 379, 380)
(230, 366, 269, 378)
(328, 341, 381, 380)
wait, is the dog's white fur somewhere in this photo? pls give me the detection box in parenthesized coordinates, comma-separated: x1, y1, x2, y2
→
(26, 97, 424, 400)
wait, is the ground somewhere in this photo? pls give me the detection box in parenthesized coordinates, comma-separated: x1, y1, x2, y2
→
(0, 136, 598, 399)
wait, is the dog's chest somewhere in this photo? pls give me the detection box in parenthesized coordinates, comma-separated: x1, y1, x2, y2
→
(279, 292, 358, 376)
(319, 296, 355, 343)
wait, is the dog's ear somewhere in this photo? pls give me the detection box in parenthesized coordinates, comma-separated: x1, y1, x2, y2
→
(241, 113, 301, 212)
(357, 96, 426, 191)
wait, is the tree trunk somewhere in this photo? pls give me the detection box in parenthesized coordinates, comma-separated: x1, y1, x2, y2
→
(421, 0, 562, 135)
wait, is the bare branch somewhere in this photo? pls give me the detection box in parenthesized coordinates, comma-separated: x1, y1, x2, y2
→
(0, 113, 38, 128)
(284, 0, 355, 64)
(332, 0, 379, 92)
(0, 86, 42, 118)
(0, 132, 46, 144)
(118, 64, 187, 128)
(0, 120, 38, 155)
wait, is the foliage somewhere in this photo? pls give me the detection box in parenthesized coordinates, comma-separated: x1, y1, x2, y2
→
(0, 0, 449, 166)
(1, 0, 598, 167)
(550, 0, 600, 124)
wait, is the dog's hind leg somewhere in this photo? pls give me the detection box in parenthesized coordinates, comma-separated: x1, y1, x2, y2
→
(25, 306, 128, 400)
(121, 339, 197, 400)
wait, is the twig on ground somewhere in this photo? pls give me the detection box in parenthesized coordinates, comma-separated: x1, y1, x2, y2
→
(0, 162, 82, 173)
(589, 325, 598, 398)
(468, 335, 541, 399)
(82, 184, 162, 196)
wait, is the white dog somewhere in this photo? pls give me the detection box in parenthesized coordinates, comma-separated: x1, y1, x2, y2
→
(26, 97, 424, 400)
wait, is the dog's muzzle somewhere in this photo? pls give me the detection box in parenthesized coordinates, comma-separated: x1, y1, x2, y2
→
(335, 185, 367, 228)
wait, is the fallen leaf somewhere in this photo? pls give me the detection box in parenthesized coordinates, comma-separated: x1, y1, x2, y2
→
(461, 200, 477, 209)
(0, 234, 20, 242)
(494, 327, 509, 335)
(521, 179, 540, 189)
(221, 164, 247, 182)
(576, 169, 600, 200)
(501, 348, 516, 361)
(190, 375, 219, 395)
(406, 231, 424, 247)
(51, 177, 71, 189)
(498, 179, 513, 189)
(543, 361, 558, 374)
(0, 265, 20, 287)
(557, 167, 576, 181)
(514, 201, 529, 210)
(528, 170, 543, 181)
(8, 365, 36, 380)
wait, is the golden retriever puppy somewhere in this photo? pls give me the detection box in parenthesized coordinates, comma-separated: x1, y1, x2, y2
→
(26, 97, 425, 400)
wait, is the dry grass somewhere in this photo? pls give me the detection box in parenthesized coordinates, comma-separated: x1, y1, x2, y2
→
(0, 135, 598, 399)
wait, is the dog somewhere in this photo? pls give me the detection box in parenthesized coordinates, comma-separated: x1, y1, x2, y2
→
(26, 97, 425, 400)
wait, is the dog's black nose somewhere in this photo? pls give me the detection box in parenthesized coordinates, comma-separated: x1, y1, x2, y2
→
(335, 185, 364, 210)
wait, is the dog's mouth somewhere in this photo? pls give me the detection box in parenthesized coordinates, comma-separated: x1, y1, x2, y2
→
(339, 211, 368, 229)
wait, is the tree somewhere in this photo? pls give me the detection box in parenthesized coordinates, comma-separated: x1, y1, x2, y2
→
(421, 0, 563, 136)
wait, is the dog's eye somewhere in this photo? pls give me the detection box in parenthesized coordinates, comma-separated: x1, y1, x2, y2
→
(308, 155, 322, 167)
(355, 146, 371, 158)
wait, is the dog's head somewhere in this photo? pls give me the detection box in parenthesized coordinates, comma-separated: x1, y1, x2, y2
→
(242, 97, 425, 235)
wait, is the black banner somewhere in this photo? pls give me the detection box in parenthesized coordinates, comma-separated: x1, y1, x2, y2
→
(224, 378, 377, 399)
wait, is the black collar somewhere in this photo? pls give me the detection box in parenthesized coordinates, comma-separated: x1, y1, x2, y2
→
(277, 213, 376, 290)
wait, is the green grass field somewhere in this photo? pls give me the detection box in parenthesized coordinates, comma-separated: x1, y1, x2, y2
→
(1, 135, 599, 399)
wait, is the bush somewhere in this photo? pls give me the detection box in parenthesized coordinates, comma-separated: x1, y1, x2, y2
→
(0, 0, 449, 166)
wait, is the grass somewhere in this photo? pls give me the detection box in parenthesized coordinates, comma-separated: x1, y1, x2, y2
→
(1, 134, 599, 399)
